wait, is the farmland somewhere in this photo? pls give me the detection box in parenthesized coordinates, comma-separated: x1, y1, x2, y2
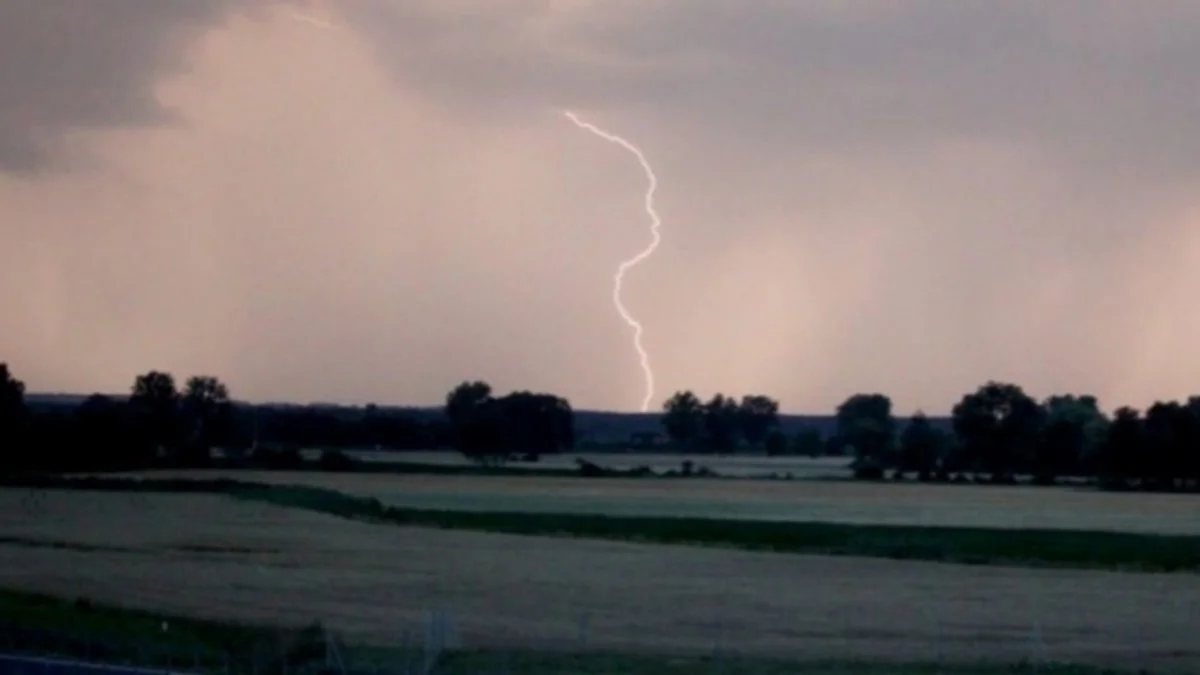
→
(299, 449, 854, 479)
(131, 468, 1200, 535)
(0, 488, 1198, 672)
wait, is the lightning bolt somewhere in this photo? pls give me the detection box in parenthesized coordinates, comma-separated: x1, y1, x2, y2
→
(564, 110, 663, 413)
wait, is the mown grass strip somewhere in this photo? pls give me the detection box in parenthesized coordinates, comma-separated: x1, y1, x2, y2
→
(5, 474, 1200, 573)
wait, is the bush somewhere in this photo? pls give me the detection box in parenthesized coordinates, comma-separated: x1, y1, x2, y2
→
(575, 457, 606, 477)
(851, 456, 885, 480)
(318, 450, 355, 472)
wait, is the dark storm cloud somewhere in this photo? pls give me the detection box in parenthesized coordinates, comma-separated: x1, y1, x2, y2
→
(0, 0, 282, 173)
(9, 0, 1197, 181)
(4, 0, 1200, 411)
(335, 0, 1200, 272)
(347, 1, 1200, 181)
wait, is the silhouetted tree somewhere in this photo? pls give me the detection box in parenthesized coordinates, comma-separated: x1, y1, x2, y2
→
(836, 393, 895, 474)
(446, 381, 492, 427)
(952, 381, 1042, 482)
(0, 364, 26, 468)
(443, 382, 573, 463)
(897, 411, 944, 480)
(1033, 395, 1107, 484)
(179, 375, 233, 464)
(494, 390, 574, 456)
(702, 393, 741, 454)
(1142, 401, 1198, 490)
(661, 390, 703, 448)
(130, 371, 181, 455)
(737, 394, 780, 448)
(1186, 397, 1200, 490)
(444, 381, 501, 462)
(1096, 406, 1143, 489)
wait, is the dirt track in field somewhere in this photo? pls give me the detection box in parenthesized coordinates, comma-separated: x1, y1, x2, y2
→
(1, 489, 1197, 670)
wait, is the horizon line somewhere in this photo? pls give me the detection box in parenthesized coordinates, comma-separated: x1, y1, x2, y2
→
(23, 390, 951, 418)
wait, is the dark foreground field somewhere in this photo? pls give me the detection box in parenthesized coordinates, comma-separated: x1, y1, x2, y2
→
(2, 590, 1164, 675)
(0, 587, 1180, 675)
(0, 479, 1198, 673)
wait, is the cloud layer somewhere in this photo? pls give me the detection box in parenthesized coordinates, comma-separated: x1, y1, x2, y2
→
(2, 1, 1199, 413)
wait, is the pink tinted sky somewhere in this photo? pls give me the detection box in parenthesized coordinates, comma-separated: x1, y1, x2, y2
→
(1, 1, 1199, 413)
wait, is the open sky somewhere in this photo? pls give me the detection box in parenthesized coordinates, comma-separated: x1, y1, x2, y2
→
(2, 1, 1199, 414)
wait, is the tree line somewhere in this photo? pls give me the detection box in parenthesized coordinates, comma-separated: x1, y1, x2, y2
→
(0, 365, 572, 472)
(659, 382, 1200, 491)
(0, 364, 453, 471)
(2, 361, 1198, 491)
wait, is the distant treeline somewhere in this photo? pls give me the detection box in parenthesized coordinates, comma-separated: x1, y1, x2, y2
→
(660, 384, 1200, 492)
(0, 366, 453, 471)
(1, 363, 1198, 491)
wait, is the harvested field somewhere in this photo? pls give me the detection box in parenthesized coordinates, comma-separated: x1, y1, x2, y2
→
(132, 469, 1200, 535)
(0, 489, 1198, 671)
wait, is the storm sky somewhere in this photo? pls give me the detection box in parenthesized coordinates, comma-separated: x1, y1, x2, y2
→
(2, 1, 1200, 413)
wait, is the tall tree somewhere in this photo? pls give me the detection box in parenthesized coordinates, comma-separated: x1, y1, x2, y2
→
(1142, 401, 1198, 490)
(1034, 395, 1107, 484)
(130, 370, 181, 453)
(495, 391, 574, 455)
(660, 390, 703, 448)
(0, 363, 26, 467)
(444, 381, 499, 462)
(737, 394, 780, 448)
(181, 375, 233, 460)
(897, 411, 944, 480)
(835, 393, 895, 466)
(702, 393, 741, 454)
(1096, 407, 1143, 489)
(951, 381, 1043, 482)
(1186, 397, 1200, 490)
(445, 381, 492, 427)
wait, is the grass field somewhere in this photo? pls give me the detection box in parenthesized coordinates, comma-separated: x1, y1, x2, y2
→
(1, 488, 1197, 672)
(131, 469, 1200, 535)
